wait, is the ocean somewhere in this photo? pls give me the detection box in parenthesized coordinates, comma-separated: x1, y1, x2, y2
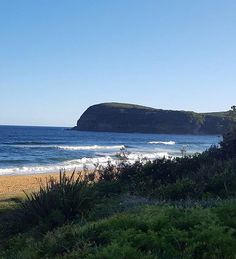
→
(0, 125, 221, 176)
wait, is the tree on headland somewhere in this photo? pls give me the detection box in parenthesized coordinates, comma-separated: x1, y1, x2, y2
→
(231, 105, 236, 113)
(229, 106, 236, 126)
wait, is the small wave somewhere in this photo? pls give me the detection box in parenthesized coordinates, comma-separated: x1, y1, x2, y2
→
(1, 144, 126, 151)
(0, 159, 27, 164)
(5, 144, 55, 149)
(56, 145, 126, 151)
(148, 141, 176, 145)
(4, 141, 50, 145)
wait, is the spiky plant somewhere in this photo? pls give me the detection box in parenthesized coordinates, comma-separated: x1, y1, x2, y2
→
(20, 170, 96, 229)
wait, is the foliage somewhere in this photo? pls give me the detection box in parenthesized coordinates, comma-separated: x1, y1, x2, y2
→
(220, 126, 236, 158)
(98, 155, 236, 200)
(24, 170, 97, 227)
(1, 202, 236, 258)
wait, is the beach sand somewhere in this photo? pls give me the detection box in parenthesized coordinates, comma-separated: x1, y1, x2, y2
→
(0, 172, 63, 199)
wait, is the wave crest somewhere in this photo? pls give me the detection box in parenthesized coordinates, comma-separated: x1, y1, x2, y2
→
(148, 141, 175, 145)
(56, 145, 126, 151)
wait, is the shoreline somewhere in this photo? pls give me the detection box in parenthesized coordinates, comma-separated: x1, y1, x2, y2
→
(0, 171, 70, 199)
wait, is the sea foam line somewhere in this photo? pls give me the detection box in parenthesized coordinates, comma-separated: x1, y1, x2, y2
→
(56, 145, 126, 151)
(3, 144, 126, 151)
(0, 156, 112, 176)
(148, 141, 175, 145)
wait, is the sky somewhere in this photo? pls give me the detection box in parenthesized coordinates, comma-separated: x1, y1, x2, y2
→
(0, 0, 235, 126)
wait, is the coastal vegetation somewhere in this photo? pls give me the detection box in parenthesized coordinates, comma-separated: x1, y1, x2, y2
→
(0, 127, 236, 258)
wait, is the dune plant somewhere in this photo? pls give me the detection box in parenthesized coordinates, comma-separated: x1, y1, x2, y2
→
(19, 170, 96, 230)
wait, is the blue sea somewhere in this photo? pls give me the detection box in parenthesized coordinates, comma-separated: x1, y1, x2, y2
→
(0, 126, 221, 176)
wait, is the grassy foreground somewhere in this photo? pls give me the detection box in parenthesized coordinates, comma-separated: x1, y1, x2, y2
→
(0, 127, 236, 258)
(1, 201, 236, 258)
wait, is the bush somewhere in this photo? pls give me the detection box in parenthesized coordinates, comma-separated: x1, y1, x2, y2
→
(21, 170, 96, 230)
(221, 126, 236, 158)
(114, 155, 236, 200)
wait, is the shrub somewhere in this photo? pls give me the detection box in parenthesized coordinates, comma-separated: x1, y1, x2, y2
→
(20, 170, 96, 230)
(114, 155, 236, 200)
(221, 126, 236, 158)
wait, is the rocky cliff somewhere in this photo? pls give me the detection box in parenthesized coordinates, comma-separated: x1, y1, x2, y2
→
(73, 103, 233, 134)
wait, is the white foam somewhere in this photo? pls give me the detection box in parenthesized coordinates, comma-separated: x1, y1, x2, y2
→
(0, 156, 113, 176)
(0, 151, 170, 176)
(148, 141, 176, 145)
(56, 145, 126, 151)
(5, 144, 126, 151)
(126, 152, 169, 162)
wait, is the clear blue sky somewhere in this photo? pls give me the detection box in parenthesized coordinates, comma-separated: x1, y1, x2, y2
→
(0, 0, 235, 126)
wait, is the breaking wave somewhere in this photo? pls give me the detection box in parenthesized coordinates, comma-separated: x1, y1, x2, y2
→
(0, 151, 169, 176)
(56, 145, 126, 151)
(126, 152, 169, 162)
(1, 144, 126, 151)
(148, 141, 176, 145)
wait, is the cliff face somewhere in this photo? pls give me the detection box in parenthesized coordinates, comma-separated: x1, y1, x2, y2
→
(73, 103, 233, 134)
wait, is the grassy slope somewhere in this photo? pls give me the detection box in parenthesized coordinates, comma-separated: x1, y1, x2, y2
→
(1, 200, 236, 258)
(101, 102, 234, 119)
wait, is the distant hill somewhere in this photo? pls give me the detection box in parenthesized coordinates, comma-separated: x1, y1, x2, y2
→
(72, 102, 235, 134)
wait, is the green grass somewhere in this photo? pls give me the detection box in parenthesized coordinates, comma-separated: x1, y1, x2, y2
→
(1, 201, 235, 258)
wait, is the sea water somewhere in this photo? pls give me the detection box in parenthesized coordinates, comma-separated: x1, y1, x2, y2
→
(0, 125, 221, 176)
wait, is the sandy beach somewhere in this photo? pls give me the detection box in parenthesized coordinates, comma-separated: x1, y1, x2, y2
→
(0, 172, 63, 199)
